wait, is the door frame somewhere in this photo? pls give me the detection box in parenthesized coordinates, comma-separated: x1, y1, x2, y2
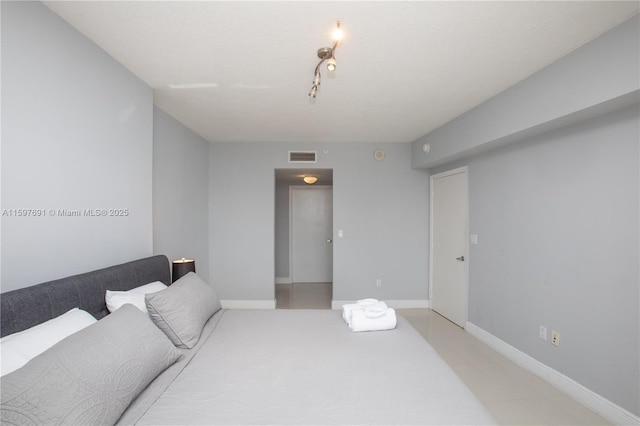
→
(429, 166, 469, 327)
(289, 185, 333, 283)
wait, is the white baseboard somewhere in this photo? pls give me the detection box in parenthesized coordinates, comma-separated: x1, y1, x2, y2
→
(275, 277, 291, 284)
(221, 300, 276, 309)
(465, 322, 639, 426)
(331, 299, 430, 310)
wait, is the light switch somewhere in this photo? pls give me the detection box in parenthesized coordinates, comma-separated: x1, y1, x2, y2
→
(338, 230, 344, 238)
(470, 234, 478, 245)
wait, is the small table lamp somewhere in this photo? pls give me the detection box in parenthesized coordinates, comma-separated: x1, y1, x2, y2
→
(172, 258, 195, 283)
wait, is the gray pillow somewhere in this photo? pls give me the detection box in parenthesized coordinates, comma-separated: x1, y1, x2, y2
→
(0, 304, 181, 426)
(145, 272, 221, 349)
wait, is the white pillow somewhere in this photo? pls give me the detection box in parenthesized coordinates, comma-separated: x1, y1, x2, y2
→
(0, 308, 96, 376)
(105, 281, 168, 314)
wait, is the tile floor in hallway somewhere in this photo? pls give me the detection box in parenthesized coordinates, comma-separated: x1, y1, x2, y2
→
(276, 283, 611, 425)
(276, 282, 333, 309)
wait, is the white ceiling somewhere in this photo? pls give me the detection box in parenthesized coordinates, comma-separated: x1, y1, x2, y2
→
(44, 1, 638, 144)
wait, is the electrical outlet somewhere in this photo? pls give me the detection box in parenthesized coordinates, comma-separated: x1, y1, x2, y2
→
(539, 326, 547, 341)
(375, 279, 382, 287)
(551, 330, 560, 347)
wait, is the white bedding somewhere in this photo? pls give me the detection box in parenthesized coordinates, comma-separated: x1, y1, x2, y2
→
(120, 309, 494, 425)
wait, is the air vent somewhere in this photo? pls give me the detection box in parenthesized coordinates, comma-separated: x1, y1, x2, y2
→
(288, 151, 317, 163)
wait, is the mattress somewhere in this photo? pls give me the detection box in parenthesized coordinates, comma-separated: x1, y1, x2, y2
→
(120, 309, 495, 425)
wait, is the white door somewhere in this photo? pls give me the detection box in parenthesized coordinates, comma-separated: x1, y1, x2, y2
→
(291, 186, 333, 283)
(430, 167, 469, 328)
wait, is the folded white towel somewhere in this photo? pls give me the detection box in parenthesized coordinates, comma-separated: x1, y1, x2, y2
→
(355, 298, 379, 306)
(348, 307, 397, 332)
(364, 301, 388, 319)
(342, 303, 361, 323)
(342, 299, 380, 324)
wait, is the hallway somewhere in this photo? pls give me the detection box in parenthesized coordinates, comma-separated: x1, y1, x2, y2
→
(275, 283, 332, 309)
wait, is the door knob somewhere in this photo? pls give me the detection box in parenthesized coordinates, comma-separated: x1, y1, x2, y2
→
(327, 239, 333, 243)
(456, 256, 465, 261)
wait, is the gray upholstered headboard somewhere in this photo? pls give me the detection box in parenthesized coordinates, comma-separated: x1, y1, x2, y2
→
(0, 255, 170, 337)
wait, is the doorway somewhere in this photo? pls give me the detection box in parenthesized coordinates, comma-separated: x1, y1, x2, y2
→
(274, 169, 333, 309)
(291, 186, 333, 283)
(430, 167, 469, 328)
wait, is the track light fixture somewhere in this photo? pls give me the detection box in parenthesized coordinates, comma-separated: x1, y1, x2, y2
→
(327, 57, 337, 72)
(308, 21, 342, 99)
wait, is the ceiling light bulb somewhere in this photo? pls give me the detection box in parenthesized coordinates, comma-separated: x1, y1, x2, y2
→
(333, 21, 343, 41)
(327, 57, 336, 71)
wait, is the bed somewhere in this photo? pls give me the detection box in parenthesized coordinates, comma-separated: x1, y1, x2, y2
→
(1, 255, 495, 425)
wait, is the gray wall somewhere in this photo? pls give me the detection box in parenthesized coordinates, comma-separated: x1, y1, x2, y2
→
(464, 104, 638, 416)
(274, 180, 292, 280)
(209, 142, 429, 302)
(153, 108, 210, 282)
(1, 1, 153, 292)
(413, 15, 639, 417)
